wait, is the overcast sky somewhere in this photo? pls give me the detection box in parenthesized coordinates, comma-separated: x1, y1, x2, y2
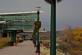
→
(0, 0, 51, 31)
(1, 0, 81, 31)
(57, 0, 82, 30)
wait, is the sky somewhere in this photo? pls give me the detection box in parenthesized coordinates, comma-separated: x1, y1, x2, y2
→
(0, 0, 51, 31)
(56, 0, 82, 30)
(1, 0, 81, 31)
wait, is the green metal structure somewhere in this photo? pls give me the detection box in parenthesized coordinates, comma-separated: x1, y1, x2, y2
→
(0, 11, 38, 44)
(0, 12, 37, 30)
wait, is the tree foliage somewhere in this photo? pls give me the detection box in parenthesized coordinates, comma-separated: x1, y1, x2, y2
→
(58, 26, 82, 55)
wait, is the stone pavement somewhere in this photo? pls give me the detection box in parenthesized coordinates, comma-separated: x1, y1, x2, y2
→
(0, 40, 36, 55)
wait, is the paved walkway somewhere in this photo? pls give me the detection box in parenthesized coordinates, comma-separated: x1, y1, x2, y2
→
(0, 40, 36, 55)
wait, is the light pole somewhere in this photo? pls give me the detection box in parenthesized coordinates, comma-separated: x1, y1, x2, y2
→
(44, 0, 62, 55)
(44, 0, 56, 55)
(50, 1, 56, 55)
